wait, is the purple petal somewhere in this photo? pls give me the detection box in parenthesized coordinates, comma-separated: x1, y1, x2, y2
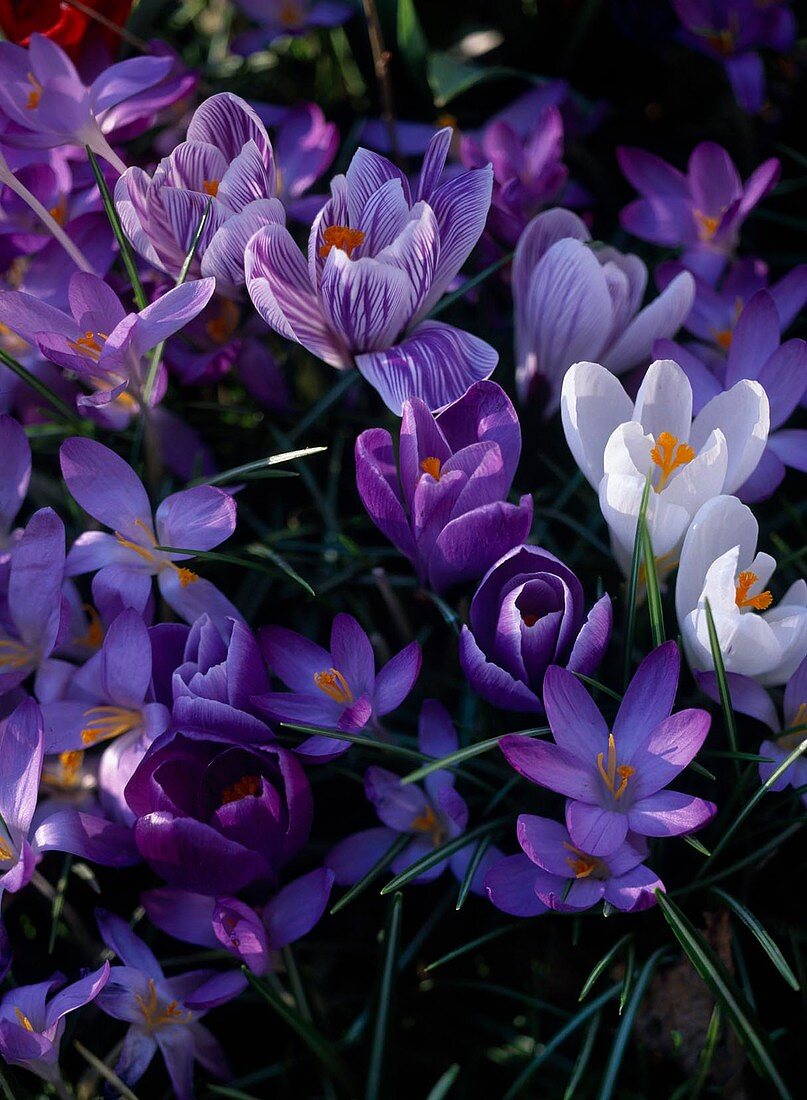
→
(418, 165, 493, 313)
(373, 641, 422, 715)
(694, 670, 778, 731)
(96, 909, 162, 976)
(155, 486, 236, 553)
(263, 867, 334, 948)
(484, 853, 550, 917)
(60, 439, 151, 540)
(632, 708, 711, 797)
(612, 642, 680, 756)
(458, 626, 543, 712)
(566, 594, 612, 677)
(499, 736, 597, 799)
(329, 613, 375, 696)
(0, 698, 43, 837)
(542, 664, 609, 762)
(326, 826, 397, 885)
(141, 888, 219, 949)
(565, 801, 628, 857)
(259, 625, 332, 692)
(133, 812, 266, 895)
(0, 415, 30, 533)
(9, 508, 65, 654)
(628, 790, 716, 837)
(354, 429, 416, 561)
(33, 809, 139, 865)
(605, 864, 664, 912)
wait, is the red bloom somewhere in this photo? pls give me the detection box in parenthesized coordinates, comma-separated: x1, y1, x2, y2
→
(0, 0, 134, 59)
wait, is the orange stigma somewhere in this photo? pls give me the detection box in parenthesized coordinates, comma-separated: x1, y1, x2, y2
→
(205, 298, 240, 345)
(136, 979, 190, 1030)
(313, 668, 353, 705)
(420, 456, 442, 480)
(411, 804, 445, 845)
(714, 328, 733, 350)
(68, 330, 108, 361)
(202, 179, 219, 197)
(563, 842, 605, 879)
(75, 604, 104, 650)
(597, 734, 635, 801)
(650, 431, 695, 491)
(221, 774, 262, 804)
(694, 209, 721, 242)
(176, 567, 198, 587)
(319, 225, 366, 259)
(0, 838, 13, 861)
(735, 570, 773, 611)
(14, 1008, 34, 1031)
(25, 73, 42, 110)
(49, 195, 68, 226)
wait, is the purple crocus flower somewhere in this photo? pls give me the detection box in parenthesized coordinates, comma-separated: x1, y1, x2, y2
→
(618, 142, 780, 282)
(254, 612, 422, 761)
(95, 910, 245, 1100)
(459, 544, 612, 713)
(355, 381, 533, 593)
(486, 816, 663, 915)
(60, 437, 240, 630)
(0, 963, 110, 1086)
(513, 208, 695, 413)
(232, 0, 354, 54)
(142, 866, 334, 976)
(656, 289, 807, 502)
(116, 92, 286, 291)
(245, 128, 497, 413)
(124, 729, 313, 896)
(501, 643, 716, 856)
(672, 0, 797, 113)
(0, 414, 30, 567)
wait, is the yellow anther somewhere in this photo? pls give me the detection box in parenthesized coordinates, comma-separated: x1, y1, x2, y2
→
(135, 979, 190, 1030)
(49, 195, 68, 226)
(735, 570, 773, 611)
(14, 1008, 34, 1031)
(0, 638, 31, 670)
(80, 705, 141, 747)
(411, 804, 445, 846)
(313, 668, 353, 705)
(319, 225, 366, 260)
(650, 431, 696, 492)
(694, 210, 721, 241)
(596, 733, 635, 800)
(68, 330, 109, 361)
(420, 456, 442, 480)
(0, 838, 13, 861)
(563, 842, 604, 880)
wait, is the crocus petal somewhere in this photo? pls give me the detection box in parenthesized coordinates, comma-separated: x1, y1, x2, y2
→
(484, 854, 550, 917)
(499, 736, 597, 800)
(141, 888, 219, 949)
(155, 486, 236, 553)
(9, 508, 65, 654)
(96, 910, 162, 976)
(373, 642, 422, 716)
(326, 826, 397, 885)
(695, 670, 779, 731)
(612, 641, 680, 756)
(605, 864, 664, 912)
(602, 271, 695, 376)
(566, 594, 612, 677)
(0, 698, 43, 838)
(631, 708, 711, 798)
(628, 790, 716, 837)
(263, 867, 334, 949)
(354, 429, 416, 561)
(60, 438, 152, 541)
(565, 801, 628, 857)
(542, 664, 609, 763)
(560, 361, 633, 489)
(33, 810, 140, 865)
(690, 379, 769, 495)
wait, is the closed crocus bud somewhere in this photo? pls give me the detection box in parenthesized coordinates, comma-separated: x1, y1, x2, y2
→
(355, 381, 533, 594)
(125, 730, 313, 896)
(459, 545, 612, 712)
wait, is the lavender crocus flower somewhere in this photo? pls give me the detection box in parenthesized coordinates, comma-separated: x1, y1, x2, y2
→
(246, 128, 497, 413)
(95, 910, 245, 1100)
(501, 643, 716, 856)
(116, 92, 286, 290)
(486, 816, 663, 915)
(232, 0, 354, 54)
(0, 963, 110, 1086)
(513, 208, 694, 413)
(459, 545, 612, 713)
(355, 381, 533, 593)
(0, 414, 30, 566)
(60, 437, 240, 630)
(618, 142, 780, 281)
(254, 612, 422, 760)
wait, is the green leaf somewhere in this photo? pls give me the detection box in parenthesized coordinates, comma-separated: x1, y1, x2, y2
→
(564, 1013, 601, 1100)
(712, 887, 799, 991)
(365, 892, 404, 1100)
(280, 722, 430, 763)
(670, 1005, 721, 1100)
(400, 728, 550, 785)
(396, 0, 428, 75)
(618, 942, 635, 1015)
(682, 834, 711, 856)
(193, 446, 327, 486)
(623, 475, 652, 688)
(245, 542, 316, 597)
(380, 816, 509, 893)
(0, 347, 83, 429)
(48, 853, 72, 953)
(597, 948, 667, 1099)
(425, 1064, 460, 1100)
(455, 833, 493, 910)
(571, 672, 623, 702)
(578, 933, 632, 1002)
(331, 833, 411, 915)
(74, 1041, 143, 1100)
(703, 598, 740, 766)
(86, 145, 147, 310)
(655, 891, 792, 1097)
(287, 369, 360, 443)
(423, 920, 527, 974)
(639, 513, 665, 646)
(427, 54, 535, 106)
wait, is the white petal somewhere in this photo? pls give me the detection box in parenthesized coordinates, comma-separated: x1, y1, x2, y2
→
(633, 358, 693, 447)
(661, 428, 728, 518)
(675, 495, 758, 627)
(560, 362, 633, 488)
(690, 379, 770, 494)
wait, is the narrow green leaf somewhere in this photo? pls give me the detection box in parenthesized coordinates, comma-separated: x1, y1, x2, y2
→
(380, 817, 509, 894)
(703, 598, 740, 767)
(246, 542, 316, 596)
(209, 1088, 262, 1100)
(571, 672, 623, 702)
(287, 369, 360, 443)
(48, 853, 72, 953)
(578, 933, 632, 1002)
(331, 833, 411, 915)
(425, 1064, 460, 1100)
(639, 514, 665, 646)
(679, 1004, 722, 1100)
(618, 942, 635, 1015)
(86, 145, 147, 310)
(154, 543, 314, 595)
(428, 250, 513, 318)
(623, 475, 652, 688)
(682, 834, 711, 856)
(597, 947, 667, 1100)
(423, 920, 527, 974)
(401, 728, 550, 785)
(0, 347, 83, 428)
(396, 0, 428, 74)
(563, 1013, 601, 1100)
(0, 1067, 21, 1100)
(365, 892, 403, 1100)
(281, 722, 430, 763)
(74, 1041, 142, 1100)
(455, 834, 493, 910)
(194, 446, 327, 486)
(676, 821, 803, 896)
(712, 887, 799, 990)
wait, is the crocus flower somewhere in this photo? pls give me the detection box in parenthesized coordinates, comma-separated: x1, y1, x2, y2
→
(486, 816, 663, 914)
(675, 495, 807, 685)
(0, 963, 110, 1086)
(142, 867, 335, 976)
(254, 612, 422, 760)
(125, 729, 313, 896)
(116, 92, 286, 290)
(561, 358, 769, 574)
(459, 545, 612, 713)
(232, 0, 354, 54)
(655, 289, 807, 502)
(513, 208, 695, 413)
(60, 437, 240, 630)
(618, 142, 780, 281)
(355, 381, 533, 593)
(95, 910, 245, 1100)
(245, 128, 497, 413)
(0, 414, 30, 566)
(501, 643, 716, 856)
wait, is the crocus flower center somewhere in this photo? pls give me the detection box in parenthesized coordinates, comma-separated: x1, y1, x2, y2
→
(521, 613, 539, 627)
(80, 705, 141, 746)
(0, 838, 13, 862)
(49, 195, 68, 226)
(74, 604, 104, 650)
(562, 842, 606, 879)
(650, 431, 695, 492)
(0, 638, 31, 670)
(705, 28, 736, 57)
(205, 298, 240, 345)
(411, 803, 445, 845)
(25, 73, 43, 110)
(136, 979, 190, 1031)
(202, 179, 219, 197)
(420, 456, 442, 480)
(42, 750, 85, 790)
(221, 774, 262, 804)
(14, 1008, 34, 1031)
(714, 328, 733, 350)
(778, 703, 807, 750)
(734, 570, 773, 612)
(68, 330, 109, 361)
(313, 667, 354, 705)
(319, 225, 366, 260)
(115, 519, 199, 587)
(597, 733, 635, 801)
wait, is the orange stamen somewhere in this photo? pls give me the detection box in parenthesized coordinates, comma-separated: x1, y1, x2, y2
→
(562, 842, 604, 880)
(596, 733, 635, 800)
(420, 456, 442, 480)
(49, 195, 68, 226)
(14, 1008, 34, 1031)
(411, 804, 445, 845)
(202, 179, 219, 197)
(650, 431, 696, 492)
(521, 613, 539, 627)
(25, 73, 42, 110)
(0, 639, 31, 670)
(68, 330, 109, 361)
(313, 668, 354, 705)
(136, 978, 190, 1030)
(80, 705, 141, 747)
(735, 570, 773, 611)
(205, 299, 240, 345)
(0, 839, 13, 861)
(221, 774, 261, 804)
(176, 567, 198, 587)
(694, 210, 721, 242)
(319, 225, 366, 260)
(714, 328, 733, 350)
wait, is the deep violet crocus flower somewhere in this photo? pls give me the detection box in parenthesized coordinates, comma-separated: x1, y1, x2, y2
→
(485, 817, 663, 915)
(0, 414, 30, 566)
(501, 643, 716, 856)
(245, 128, 497, 414)
(59, 437, 240, 630)
(232, 0, 353, 54)
(618, 142, 780, 282)
(0, 963, 110, 1087)
(95, 910, 245, 1100)
(458, 545, 612, 714)
(355, 381, 533, 593)
(254, 612, 422, 761)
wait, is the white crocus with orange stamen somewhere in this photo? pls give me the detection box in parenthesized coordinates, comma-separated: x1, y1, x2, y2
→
(676, 495, 807, 686)
(561, 358, 770, 575)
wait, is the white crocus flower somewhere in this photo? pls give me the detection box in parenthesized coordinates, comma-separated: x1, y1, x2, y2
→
(676, 495, 807, 685)
(561, 358, 769, 574)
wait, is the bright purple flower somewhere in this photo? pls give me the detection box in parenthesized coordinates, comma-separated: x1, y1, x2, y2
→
(0, 963, 110, 1086)
(513, 208, 694, 413)
(618, 142, 780, 281)
(124, 729, 313, 896)
(232, 0, 354, 54)
(486, 816, 663, 915)
(501, 643, 716, 856)
(142, 866, 334, 975)
(60, 437, 240, 630)
(95, 40, 198, 146)
(459, 545, 612, 713)
(95, 909, 244, 1100)
(254, 612, 421, 761)
(0, 414, 30, 567)
(245, 128, 497, 413)
(250, 101, 339, 219)
(116, 92, 286, 290)
(355, 381, 533, 593)
(672, 1, 796, 113)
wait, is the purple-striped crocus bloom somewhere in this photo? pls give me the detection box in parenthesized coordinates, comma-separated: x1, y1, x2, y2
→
(254, 612, 422, 761)
(143, 866, 334, 976)
(0, 963, 110, 1087)
(124, 730, 313, 896)
(0, 414, 30, 567)
(513, 208, 694, 413)
(95, 910, 245, 1100)
(486, 816, 663, 915)
(618, 142, 780, 282)
(459, 545, 612, 713)
(245, 128, 497, 413)
(501, 643, 716, 856)
(355, 381, 533, 593)
(116, 92, 286, 290)
(60, 438, 240, 630)
(232, 0, 354, 54)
